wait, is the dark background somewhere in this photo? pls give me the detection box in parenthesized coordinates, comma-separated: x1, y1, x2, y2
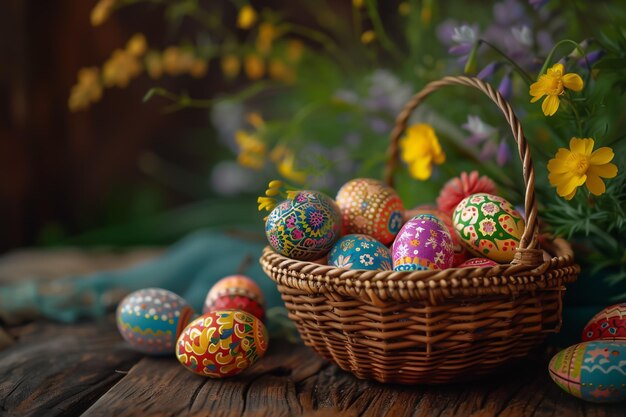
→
(0, 1, 236, 252)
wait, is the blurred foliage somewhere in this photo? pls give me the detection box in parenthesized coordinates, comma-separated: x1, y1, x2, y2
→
(66, 0, 626, 290)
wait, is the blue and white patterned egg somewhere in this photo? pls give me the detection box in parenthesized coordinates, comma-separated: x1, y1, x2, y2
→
(265, 190, 342, 261)
(391, 214, 454, 271)
(328, 234, 392, 271)
(549, 341, 626, 403)
(117, 288, 194, 355)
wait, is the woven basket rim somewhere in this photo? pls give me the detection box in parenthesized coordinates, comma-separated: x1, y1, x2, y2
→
(260, 237, 579, 304)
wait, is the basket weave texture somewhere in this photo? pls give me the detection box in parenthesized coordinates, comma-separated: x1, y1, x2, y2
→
(260, 76, 580, 384)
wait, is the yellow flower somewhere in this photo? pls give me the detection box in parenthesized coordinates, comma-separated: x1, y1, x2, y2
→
(145, 52, 163, 79)
(221, 54, 241, 79)
(68, 67, 103, 111)
(352, 0, 364, 8)
(162, 47, 195, 76)
(269, 144, 288, 163)
(529, 63, 584, 116)
(257, 196, 278, 212)
(126, 33, 147, 57)
(277, 150, 307, 184)
(547, 137, 618, 200)
(360, 30, 376, 44)
(400, 124, 446, 180)
(421, 0, 433, 24)
(102, 49, 142, 88)
(235, 130, 266, 170)
(286, 40, 304, 63)
(189, 59, 208, 78)
(268, 59, 296, 84)
(244, 55, 265, 80)
(246, 112, 265, 129)
(91, 0, 116, 26)
(256, 23, 277, 55)
(237, 5, 257, 29)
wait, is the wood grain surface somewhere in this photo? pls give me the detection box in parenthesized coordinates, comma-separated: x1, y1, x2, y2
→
(0, 249, 623, 417)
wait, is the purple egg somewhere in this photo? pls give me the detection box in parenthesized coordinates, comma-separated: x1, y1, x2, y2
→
(392, 214, 454, 271)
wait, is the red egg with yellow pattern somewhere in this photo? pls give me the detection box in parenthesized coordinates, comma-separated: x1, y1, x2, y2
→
(176, 310, 269, 378)
(582, 303, 626, 342)
(203, 275, 265, 321)
(405, 205, 470, 266)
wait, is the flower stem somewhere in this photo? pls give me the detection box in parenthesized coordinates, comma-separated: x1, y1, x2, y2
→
(279, 23, 353, 71)
(537, 39, 586, 79)
(478, 39, 533, 85)
(364, 0, 404, 62)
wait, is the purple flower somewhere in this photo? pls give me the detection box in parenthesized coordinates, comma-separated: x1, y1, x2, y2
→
(496, 141, 511, 166)
(529, 0, 549, 9)
(579, 50, 605, 68)
(479, 140, 498, 161)
(493, 0, 526, 25)
(498, 72, 513, 100)
(477, 62, 500, 80)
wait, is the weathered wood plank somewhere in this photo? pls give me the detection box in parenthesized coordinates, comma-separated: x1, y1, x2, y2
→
(0, 318, 142, 417)
(80, 341, 625, 417)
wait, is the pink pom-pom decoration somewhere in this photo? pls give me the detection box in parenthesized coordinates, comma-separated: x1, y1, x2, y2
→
(436, 171, 497, 216)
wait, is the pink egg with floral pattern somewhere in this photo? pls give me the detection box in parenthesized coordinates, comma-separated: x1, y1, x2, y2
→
(391, 214, 454, 271)
(582, 303, 626, 342)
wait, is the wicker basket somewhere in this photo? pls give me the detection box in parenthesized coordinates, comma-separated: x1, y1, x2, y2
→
(260, 76, 580, 384)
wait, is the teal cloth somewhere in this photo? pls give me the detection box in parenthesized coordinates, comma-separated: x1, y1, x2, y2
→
(0, 230, 282, 323)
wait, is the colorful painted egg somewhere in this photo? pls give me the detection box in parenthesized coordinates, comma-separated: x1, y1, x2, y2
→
(391, 214, 454, 271)
(176, 310, 269, 378)
(335, 178, 404, 245)
(457, 258, 499, 267)
(265, 190, 342, 261)
(582, 303, 626, 342)
(203, 275, 265, 321)
(328, 234, 392, 271)
(549, 341, 626, 403)
(116, 288, 194, 355)
(405, 205, 469, 266)
(452, 193, 525, 263)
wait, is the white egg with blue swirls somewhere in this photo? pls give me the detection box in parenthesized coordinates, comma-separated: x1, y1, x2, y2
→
(328, 234, 392, 271)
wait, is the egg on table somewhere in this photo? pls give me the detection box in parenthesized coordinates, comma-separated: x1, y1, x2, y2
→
(116, 288, 194, 355)
(405, 205, 469, 266)
(265, 190, 342, 261)
(457, 258, 499, 268)
(203, 275, 265, 321)
(549, 341, 626, 403)
(452, 193, 525, 263)
(392, 214, 454, 271)
(176, 310, 269, 378)
(335, 178, 404, 245)
(328, 234, 392, 271)
(582, 303, 626, 342)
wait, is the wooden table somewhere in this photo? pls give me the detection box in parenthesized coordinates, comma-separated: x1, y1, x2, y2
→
(0, 249, 623, 417)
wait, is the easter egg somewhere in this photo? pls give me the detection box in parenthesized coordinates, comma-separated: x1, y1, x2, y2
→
(458, 258, 499, 268)
(176, 310, 269, 378)
(452, 193, 525, 263)
(335, 178, 404, 245)
(203, 275, 265, 321)
(265, 190, 342, 261)
(549, 341, 626, 403)
(328, 234, 392, 271)
(116, 288, 194, 355)
(392, 214, 454, 271)
(582, 303, 626, 342)
(405, 205, 469, 266)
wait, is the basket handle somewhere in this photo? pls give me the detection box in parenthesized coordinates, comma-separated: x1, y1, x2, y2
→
(384, 76, 542, 266)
